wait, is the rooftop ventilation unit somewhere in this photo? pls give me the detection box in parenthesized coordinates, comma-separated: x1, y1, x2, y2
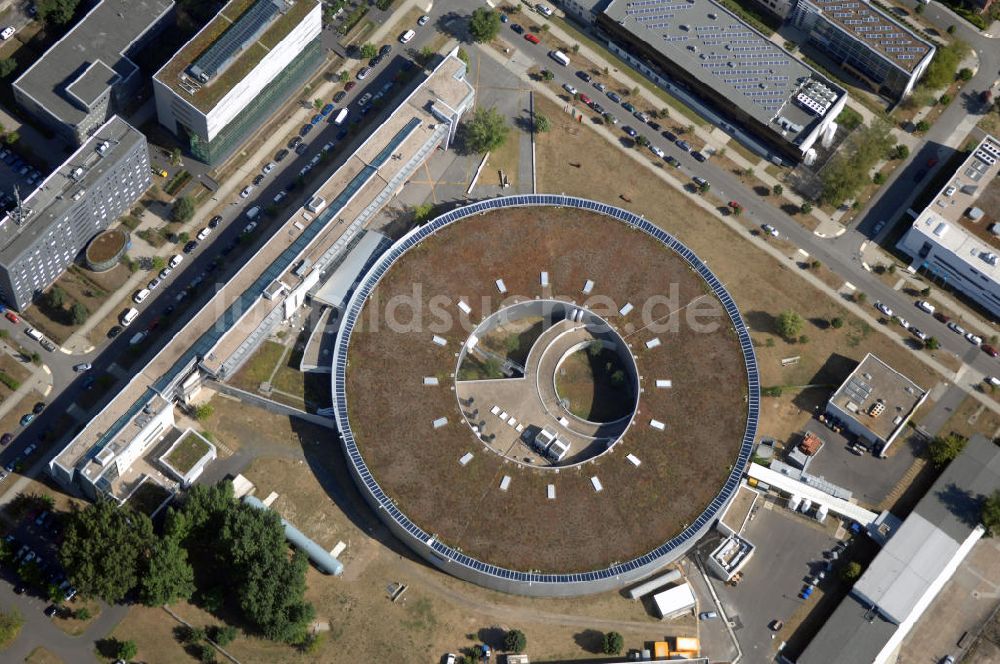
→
(95, 447, 115, 466)
(981, 252, 998, 266)
(976, 150, 997, 166)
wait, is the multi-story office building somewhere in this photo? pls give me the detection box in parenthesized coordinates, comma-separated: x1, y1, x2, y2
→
(896, 136, 1000, 319)
(13, 0, 174, 145)
(0, 116, 151, 311)
(790, 0, 934, 101)
(597, 0, 847, 164)
(152, 0, 322, 166)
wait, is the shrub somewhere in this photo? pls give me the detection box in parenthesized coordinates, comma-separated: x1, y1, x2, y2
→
(70, 302, 89, 325)
(981, 490, 1000, 537)
(776, 310, 804, 340)
(831, 317, 844, 329)
(873, 172, 886, 185)
(958, 68, 973, 81)
(210, 624, 237, 646)
(772, 184, 783, 196)
(939, 94, 952, 106)
(171, 196, 195, 223)
(800, 202, 813, 214)
(603, 631, 625, 655)
(893, 144, 909, 160)
(928, 433, 967, 466)
(504, 629, 526, 653)
(916, 120, 930, 133)
(193, 404, 214, 421)
(75, 607, 92, 620)
(762, 386, 783, 397)
(841, 561, 862, 582)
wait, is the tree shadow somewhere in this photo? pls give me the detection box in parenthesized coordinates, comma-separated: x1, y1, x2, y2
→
(477, 626, 506, 650)
(743, 309, 778, 335)
(780, 203, 801, 216)
(935, 483, 983, 528)
(809, 317, 830, 331)
(573, 628, 606, 654)
(753, 185, 771, 196)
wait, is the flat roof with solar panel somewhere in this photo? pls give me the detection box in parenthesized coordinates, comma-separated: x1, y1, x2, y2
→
(601, 0, 846, 147)
(803, 0, 932, 73)
(827, 353, 925, 442)
(155, 0, 319, 113)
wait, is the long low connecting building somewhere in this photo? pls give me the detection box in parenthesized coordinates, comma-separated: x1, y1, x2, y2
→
(596, 0, 847, 165)
(0, 116, 151, 310)
(896, 135, 1000, 319)
(48, 47, 475, 503)
(153, 0, 323, 165)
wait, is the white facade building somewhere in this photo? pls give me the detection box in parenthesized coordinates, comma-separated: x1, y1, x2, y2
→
(152, 0, 322, 165)
(896, 136, 1000, 319)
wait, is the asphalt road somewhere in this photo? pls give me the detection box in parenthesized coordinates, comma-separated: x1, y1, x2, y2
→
(495, 6, 1000, 387)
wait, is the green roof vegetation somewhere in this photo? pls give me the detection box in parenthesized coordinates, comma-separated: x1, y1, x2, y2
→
(164, 432, 212, 475)
(157, 0, 318, 113)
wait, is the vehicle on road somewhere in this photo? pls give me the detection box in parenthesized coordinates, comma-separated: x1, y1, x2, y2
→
(333, 108, 349, 125)
(183, 240, 198, 254)
(510, 23, 523, 34)
(240, 185, 254, 198)
(295, 142, 308, 155)
(947, 321, 966, 335)
(966, 332, 983, 346)
(675, 139, 691, 151)
(399, 29, 415, 44)
(576, 70, 591, 82)
(699, 611, 718, 620)
(262, 161, 276, 174)
(208, 215, 223, 229)
(418, 14, 430, 26)
(358, 92, 372, 106)
(692, 150, 707, 162)
(243, 221, 258, 234)
(245, 206, 261, 220)
(910, 328, 928, 341)
(649, 145, 665, 159)
(197, 227, 212, 241)
(983, 344, 998, 358)
(873, 220, 886, 234)
(525, 33, 541, 44)
(762, 224, 779, 237)
(19, 413, 34, 427)
(562, 83, 577, 96)
(129, 331, 147, 346)
(875, 302, 893, 317)
(357, 66, 371, 80)
(915, 300, 935, 314)
(623, 126, 638, 138)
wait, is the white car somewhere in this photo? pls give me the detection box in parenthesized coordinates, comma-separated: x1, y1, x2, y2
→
(417, 14, 430, 26)
(762, 224, 779, 237)
(987, 376, 1000, 388)
(896, 317, 908, 330)
(649, 145, 665, 159)
(536, 3, 554, 17)
(874, 302, 893, 317)
(133, 288, 150, 304)
(947, 321, 966, 335)
(562, 83, 578, 96)
(147, 277, 161, 291)
(915, 300, 935, 314)
(243, 221, 258, 234)
(966, 332, 983, 346)
(159, 267, 173, 280)
(169, 254, 184, 268)
(910, 328, 929, 341)
(73, 363, 92, 373)
(240, 185, 254, 198)
(262, 161, 275, 175)
(197, 227, 212, 241)
(0, 27, 15, 41)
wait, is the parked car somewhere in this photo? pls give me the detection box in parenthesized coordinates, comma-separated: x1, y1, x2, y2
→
(344, 81, 356, 91)
(762, 224, 779, 237)
(133, 288, 150, 304)
(910, 328, 929, 341)
(947, 321, 966, 335)
(675, 139, 691, 151)
(699, 611, 718, 620)
(333, 91, 347, 103)
(357, 92, 372, 106)
(649, 145, 665, 159)
(72, 363, 91, 373)
(275, 148, 289, 162)
(916, 300, 935, 314)
(5, 311, 18, 323)
(524, 33, 541, 44)
(19, 413, 34, 427)
(418, 14, 430, 26)
(966, 332, 983, 346)
(0, 433, 11, 446)
(623, 126, 638, 138)
(240, 185, 254, 198)
(208, 215, 223, 229)
(356, 66, 371, 80)
(982, 344, 999, 358)
(665, 155, 680, 167)
(288, 136, 302, 149)
(252, 174, 265, 186)
(262, 161, 276, 175)
(147, 277, 161, 291)
(562, 83, 578, 96)
(576, 70, 591, 82)
(197, 227, 212, 241)
(183, 240, 198, 254)
(692, 150, 707, 162)
(44, 604, 58, 618)
(875, 302, 893, 317)
(510, 23, 523, 34)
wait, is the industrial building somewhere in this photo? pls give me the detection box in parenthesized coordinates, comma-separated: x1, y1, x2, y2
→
(152, 0, 322, 165)
(0, 116, 151, 311)
(596, 0, 847, 164)
(13, 0, 174, 145)
(896, 135, 1000, 318)
(790, 0, 935, 101)
(798, 435, 1000, 664)
(824, 353, 927, 456)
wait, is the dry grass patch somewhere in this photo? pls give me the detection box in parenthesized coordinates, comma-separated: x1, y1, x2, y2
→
(25, 647, 64, 664)
(941, 396, 1000, 440)
(533, 94, 941, 425)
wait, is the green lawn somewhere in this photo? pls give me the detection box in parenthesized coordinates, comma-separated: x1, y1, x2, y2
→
(164, 433, 211, 475)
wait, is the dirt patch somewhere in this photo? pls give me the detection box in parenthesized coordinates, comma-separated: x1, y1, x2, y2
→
(347, 206, 749, 573)
(25, 647, 65, 664)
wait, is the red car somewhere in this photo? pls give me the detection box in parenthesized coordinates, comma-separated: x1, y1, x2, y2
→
(579, 93, 592, 105)
(524, 33, 540, 44)
(983, 344, 999, 358)
(4, 311, 17, 324)
(344, 81, 356, 91)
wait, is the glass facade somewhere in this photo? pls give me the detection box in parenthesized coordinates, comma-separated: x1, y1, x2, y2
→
(188, 37, 324, 165)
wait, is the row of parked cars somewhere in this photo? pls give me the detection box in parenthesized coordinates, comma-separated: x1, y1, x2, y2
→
(876, 299, 998, 357)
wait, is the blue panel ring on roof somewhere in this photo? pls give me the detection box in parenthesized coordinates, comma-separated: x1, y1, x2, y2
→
(331, 195, 759, 596)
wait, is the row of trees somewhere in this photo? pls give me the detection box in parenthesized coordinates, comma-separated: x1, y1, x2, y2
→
(59, 481, 315, 646)
(819, 117, 895, 207)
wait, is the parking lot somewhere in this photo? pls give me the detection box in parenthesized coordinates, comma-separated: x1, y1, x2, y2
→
(791, 419, 926, 510)
(0, 146, 44, 212)
(708, 499, 842, 662)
